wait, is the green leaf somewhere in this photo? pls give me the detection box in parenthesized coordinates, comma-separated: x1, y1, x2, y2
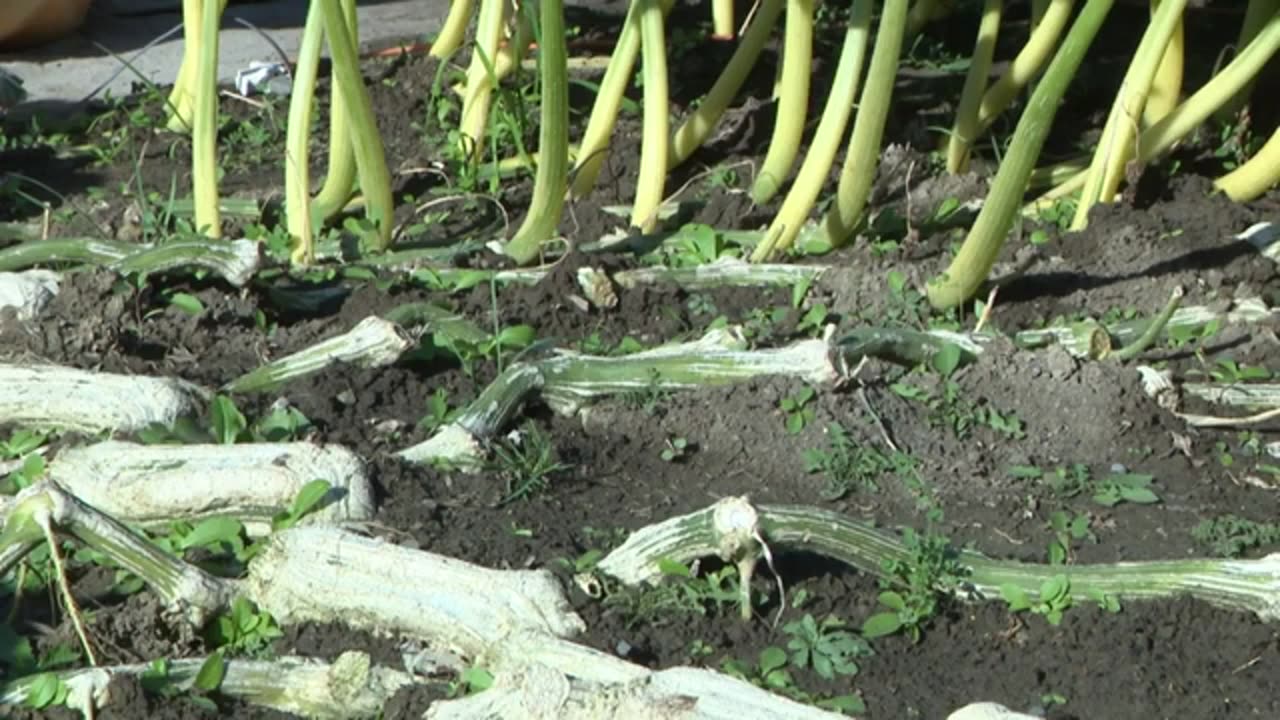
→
(493, 325, 536, 349)
(860, 612, 903, 638)
(289, 479, 332, 521)
(656, 558, 692, 578)
(1092, 490, 1122, 507)
(1047, 540, 1066, 565)
(819, 694, 867, 714)
(25, 673, 61, 709)
(877, 590, 906, 611)
(931, 342, 963, 377)
(758, 646, 788, 674)
(1120, 486, 1160, 504)
(193, 653, 226, 691)
(209, 396, 247, 445)
(178, 517, 243, 551)
(460, 667, 494, 692)
(1000, 584, 1031, 611)
(1039, 575, 1070, 603)
(168, 292, 205, 316)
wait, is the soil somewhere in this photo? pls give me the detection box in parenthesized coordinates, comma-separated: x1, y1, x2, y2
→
(3, 2, 1280, 719)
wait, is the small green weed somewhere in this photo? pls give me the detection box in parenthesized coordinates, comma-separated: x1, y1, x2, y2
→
(661, 436, 691, 462)
(1001, 575, 1072, 626)
(862, 528, 966, 642)
(1045, 510, 1095, 565)
(488, 423, 570, 503)
(1192, 514, 1280, 558)
(781, 386, 817, 434)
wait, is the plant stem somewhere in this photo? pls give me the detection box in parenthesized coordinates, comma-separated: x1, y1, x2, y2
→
(430, 0, 476, 58)
(1143, 0, 1184, 126)
(946, 0, 1003, 174)
(749, 0, 814, 204)
(712, 0, 735, 38)
(1071, 0, 1187, 229)
(927, 0, 1112, 310)
(313, 0, 360, 222)
(167, 0, 229, 133)
(570, 0, 675, 198)
(669, 0, 783, 169)
(319, 0, 395, 252)
(458, 0, 509, 162)
(505, 0, 569, 265)
(284, 1, 324, 264)
(1108, 285, 1183, 361)
(750, 0, 872, 259)
(812, 0, 909, 251)
(1217, 0, 1278, 118)
(975, 0, 1073, 143)
(192, 0, 222, 238)
(632, 0, 671, 233)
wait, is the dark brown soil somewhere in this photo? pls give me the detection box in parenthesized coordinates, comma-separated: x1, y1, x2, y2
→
(3, 2, 1280, 718)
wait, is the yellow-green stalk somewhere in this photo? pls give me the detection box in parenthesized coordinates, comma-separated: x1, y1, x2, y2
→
(750, 0, 872, 260)
(1143, 0, 1184, 126)
(1218, 0, 1278, 119)
(632, 0, 671, 233)
(167, 0, 229, 133)
(712, 0, 735, 38)
(318, 0, 394, 252)
(431, 0, 476, 58)
(810, 0, 909, 251)
(976, 0, 1072, 136)
(1215, 125, 1280, 201)
(192, 0, 222, 238)
(570, 1, 647, 198)
(927, 0, 1114, 310)
(505, 0, 569, 264)
(750, 0, 814, 203)
(458, 0, 510, 162)
(493, 4, 535, 83)
(669, 0, 783, 169)
(1070, 0, 1187, 230)
(946, 0, 1003, 174)
(906, 0, 950, 37)
(1036, 11, 1280, 207)
(284, 1, 325, 264)
(313, 0, 360, 222)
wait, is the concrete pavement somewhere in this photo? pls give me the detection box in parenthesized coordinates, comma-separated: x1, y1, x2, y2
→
(0, 0, 448, 109)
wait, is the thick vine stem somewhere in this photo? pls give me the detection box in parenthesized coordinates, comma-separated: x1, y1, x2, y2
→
(397, 327, 841, 466)
(0, 481, 236, 625)
(46, 441, 375, 535)
(0, 652, 415, 719)
(224, 316, 412, 393)
(975, 0, 1072, 133)
(0, 364, 207, 433)
(1216, 124, 1280, 201)
(0, 233, 261, 283)
(596, 497, 1280, 622)
(312, 0, 361, 222)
